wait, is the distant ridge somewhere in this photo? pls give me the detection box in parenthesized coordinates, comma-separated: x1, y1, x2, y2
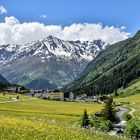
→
(0, 36, 106, 89)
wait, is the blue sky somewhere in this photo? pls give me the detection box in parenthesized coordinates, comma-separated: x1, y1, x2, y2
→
(1, 0, 140, 34)
(0, 0, 140, 44)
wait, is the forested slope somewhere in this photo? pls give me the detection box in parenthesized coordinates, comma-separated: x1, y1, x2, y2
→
(66, 30, 140, 96)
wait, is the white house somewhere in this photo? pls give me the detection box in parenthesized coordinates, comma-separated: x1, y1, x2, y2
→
(93, 96, 98, 102)
(69, 92, 74, 101)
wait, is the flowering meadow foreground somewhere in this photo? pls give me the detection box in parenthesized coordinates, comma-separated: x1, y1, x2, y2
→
(0, 117, 128, 140)
(0, 94, 128, 140)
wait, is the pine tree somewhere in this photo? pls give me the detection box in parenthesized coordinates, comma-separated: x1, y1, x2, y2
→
(82, 109, 89, 128)
(114, 89, 118, 96)
(101, 97, 119, 123)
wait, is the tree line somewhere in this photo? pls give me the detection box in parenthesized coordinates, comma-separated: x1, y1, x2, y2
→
(73, 54, 140, 96)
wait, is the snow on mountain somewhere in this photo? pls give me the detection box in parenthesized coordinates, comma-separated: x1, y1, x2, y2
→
(0, 36, 107, 89)
(0, 36, 106, 65)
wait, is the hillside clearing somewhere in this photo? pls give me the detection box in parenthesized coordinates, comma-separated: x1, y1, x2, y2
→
(115, 94, 140, 117)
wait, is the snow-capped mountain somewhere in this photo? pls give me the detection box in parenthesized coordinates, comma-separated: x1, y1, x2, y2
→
(0, 36, 106, 65)
(0, 36, 106, 89)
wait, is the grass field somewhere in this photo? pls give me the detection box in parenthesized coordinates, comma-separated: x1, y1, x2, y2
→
(0, 98, 103, 120)
(0, 93, 30, 99)
(115, 94, 140, 117)
(115, 78, 140, 98)
(0, 97, 11, 102)
(0, 94, 128, 140)
(114, 79, 140, 117)
(1, 80, 139, 139)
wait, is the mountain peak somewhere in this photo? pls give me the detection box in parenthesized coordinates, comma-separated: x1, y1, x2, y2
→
(46, 35, 56, 39)
(0, 36, 106, 89)
(46, 35, 62, 41)
(0, 36, 106, 63)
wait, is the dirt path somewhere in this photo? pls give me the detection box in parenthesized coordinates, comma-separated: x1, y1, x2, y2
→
(0, 98, 19, 104)
(129, 107, 135, 116)
(128, 102, 136, 116)
(0, 98, 36, 104)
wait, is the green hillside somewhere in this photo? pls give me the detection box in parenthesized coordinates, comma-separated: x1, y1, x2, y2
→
(115, 79, 140, 117)
(114, 78, 140, 98)
(66, 30, 140, 95)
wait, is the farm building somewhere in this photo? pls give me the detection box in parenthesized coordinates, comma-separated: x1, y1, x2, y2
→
(48, 91, 64, 100)
(5, 86, 21, 93)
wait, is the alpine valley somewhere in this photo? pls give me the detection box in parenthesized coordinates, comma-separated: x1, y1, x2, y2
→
(0, 36, 106, 89)
(66, 30, 140, 96)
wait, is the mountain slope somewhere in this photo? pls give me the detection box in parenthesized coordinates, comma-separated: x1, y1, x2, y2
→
(0, 36, 106, 89)
(66, 30, 140, 95)
(0, 74, 9, 84)
(115, 77, 140, 97)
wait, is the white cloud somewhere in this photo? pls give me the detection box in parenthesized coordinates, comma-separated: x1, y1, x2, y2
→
(5, 16, 19, 25)
(61, 23, 130, 44)
(0, 6, 7, 14)
(0, 16, 130, 45)
(41, 14, 47, 19)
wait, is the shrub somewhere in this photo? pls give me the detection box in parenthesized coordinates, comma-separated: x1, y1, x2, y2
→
(124, 118, 140, 139)
(124, 113, 132, 121)
(90, 116, 113, 132)
(16, 95, 20, 99)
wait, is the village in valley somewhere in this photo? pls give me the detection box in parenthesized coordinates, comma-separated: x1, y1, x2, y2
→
(27, 90, 101, 102)
(0, 85, 107, 103)
(0, 84, 136, 137)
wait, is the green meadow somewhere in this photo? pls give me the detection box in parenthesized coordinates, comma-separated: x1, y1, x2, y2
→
(0, 97, 11, 102)
(0, 98, 102, 120)
(115, 94, 140, 117)
(0, 94, 128, 140)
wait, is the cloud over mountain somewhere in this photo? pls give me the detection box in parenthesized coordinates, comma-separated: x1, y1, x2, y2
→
(0, 16, 130, 45)
(0, 6, 7, 14)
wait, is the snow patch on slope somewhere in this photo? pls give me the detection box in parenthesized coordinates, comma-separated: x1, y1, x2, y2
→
(0, 36, 107, 65)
